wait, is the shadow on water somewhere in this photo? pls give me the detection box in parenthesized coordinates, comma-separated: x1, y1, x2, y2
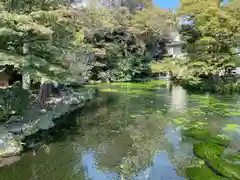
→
(1, 81, 240, 180)
(23, 91, 120, 151)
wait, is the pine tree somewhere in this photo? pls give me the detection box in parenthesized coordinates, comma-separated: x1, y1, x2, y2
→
(0, 0, 84, 107)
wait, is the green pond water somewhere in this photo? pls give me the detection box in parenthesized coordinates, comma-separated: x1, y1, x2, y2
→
(1, 80, 240, 180)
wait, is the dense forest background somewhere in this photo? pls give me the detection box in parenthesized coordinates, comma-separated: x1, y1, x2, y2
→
(1, 0, 240, 118)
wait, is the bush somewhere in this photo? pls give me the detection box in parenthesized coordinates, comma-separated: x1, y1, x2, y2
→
(0, 86, 31, 121)
(109, 56, 151, 82)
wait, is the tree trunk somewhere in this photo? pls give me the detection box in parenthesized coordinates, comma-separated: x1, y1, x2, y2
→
(211, 73, 220, 84)
(37, 78, 52, 108)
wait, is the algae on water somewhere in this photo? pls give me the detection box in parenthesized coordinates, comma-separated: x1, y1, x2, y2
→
(207, 158, 240, 180)
(193, 142, 224, 160)
(186, 165, 226, 180)
(183, 128, 229, 147)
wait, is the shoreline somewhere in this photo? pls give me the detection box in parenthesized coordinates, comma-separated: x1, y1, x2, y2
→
(0, 88, 96, 159)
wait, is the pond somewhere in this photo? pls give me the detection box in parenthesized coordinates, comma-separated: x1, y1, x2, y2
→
(1, 80, 240, 180)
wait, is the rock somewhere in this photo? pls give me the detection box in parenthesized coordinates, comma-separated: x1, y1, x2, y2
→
(69, 96, 81, 105)
(37, 116, 55, 130)
(21, 120, 40, 137)
(0, 88, 95, 158)
(7, 115, 22, 123)
(0, 126, 9, 137)
(193, 142, 224, 160)
(186, 165, 225, 180)
(0, 156, 20, 167)
(0, 134, 22, 157)
(6, 122, 23, 134)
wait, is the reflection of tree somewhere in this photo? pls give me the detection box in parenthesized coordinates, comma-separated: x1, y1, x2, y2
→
(0, 81, 193, 179)
(80, 105, 170, 177)
(70, 86, 171, 178)
(0, 142, 86, 180)
(117, 114, 169, 177)
(0, 111, 88, 180)
(169, 85, 187, 113)
(77, 83, 240, 179)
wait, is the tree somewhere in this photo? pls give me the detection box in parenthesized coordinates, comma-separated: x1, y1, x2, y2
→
(0, 0, 86, 107)
(70, 3, 173, 82)
(0, 0, 176, 104)
(170, 0, 240, 89)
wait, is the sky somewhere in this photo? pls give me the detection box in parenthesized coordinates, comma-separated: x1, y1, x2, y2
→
(153, 0, 179, 9)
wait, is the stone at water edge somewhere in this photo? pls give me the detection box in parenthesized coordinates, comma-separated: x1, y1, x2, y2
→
(0, 156, 20, 167)
(5, 122, 24, 134)
(6, 115, 22, 123)
(0, 134, 22, 157)
(0, 88, 96, 158)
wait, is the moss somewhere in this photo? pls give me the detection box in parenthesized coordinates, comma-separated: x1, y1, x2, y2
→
(186, 165, 226, 180)
(85, 80, 166, 90)
(193, 142, 224, 160)
(207, 158, 240, 179)
(183, 128, 229, 147)
(224, 154, 240, 162)
(226, 111, 240, 116)
(100, 88, 119, 92)
(223, 124, 240, 132)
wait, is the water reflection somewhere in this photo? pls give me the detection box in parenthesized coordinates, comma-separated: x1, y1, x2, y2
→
(1, 81, 240, 179)
(81, 151, 185, 180)
(82, 151, 120, 180)
(145, 152, 185, 180)
(165, 125, 182, 151)
(169, 85, 187, 113)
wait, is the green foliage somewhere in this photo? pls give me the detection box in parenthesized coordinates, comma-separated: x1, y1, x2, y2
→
(82, 27, 153, 82)
(0, 7, 74, 83)
(0, 85, 31, 121)
(69, 3, 174, 82)
(0, 0, 174, 85)
(183, 127, 230, 146)
(164, 0, 240, 91)
(207, 158, 240, 179)
(186, 165, 225, 180)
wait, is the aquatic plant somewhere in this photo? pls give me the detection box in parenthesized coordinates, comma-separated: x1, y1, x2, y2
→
(223, 124, 240, 133)
(207, 158, 240, 179)
(193, 142, 224, 160)
(186, 165, 225, 180)
(183, 127, 230, 147)
(184, 123, 240, 180)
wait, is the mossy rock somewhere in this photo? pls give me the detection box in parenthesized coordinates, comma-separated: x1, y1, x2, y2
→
(193, 142, 224, 160)
(183, 128, 229, 147)
(207, 158, 240, 179)
(186, 165, 226, 180)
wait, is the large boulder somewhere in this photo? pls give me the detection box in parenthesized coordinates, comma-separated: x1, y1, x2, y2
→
(0, 133, 22, 157)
